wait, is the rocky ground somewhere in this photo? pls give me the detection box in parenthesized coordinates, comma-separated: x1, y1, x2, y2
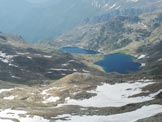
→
(0, 72, 162, 122)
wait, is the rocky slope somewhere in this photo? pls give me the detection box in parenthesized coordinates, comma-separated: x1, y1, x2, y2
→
(89, 0, 162, 14)
(0, 33, 97, 84)
(0, 32, 27, 47)
(42, 5, 162, 54)
(137, 41, 162, 76)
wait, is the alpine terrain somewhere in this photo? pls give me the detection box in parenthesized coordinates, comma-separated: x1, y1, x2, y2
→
(0, 0, 162, 122)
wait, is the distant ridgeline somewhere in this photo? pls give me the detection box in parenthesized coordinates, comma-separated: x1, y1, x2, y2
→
(0, 0, 162, 43)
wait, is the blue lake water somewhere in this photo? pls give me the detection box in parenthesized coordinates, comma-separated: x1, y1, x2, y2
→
(60, 47, 99, 54)
(60, 47, 141, 74)
(95, 53, 141, 74)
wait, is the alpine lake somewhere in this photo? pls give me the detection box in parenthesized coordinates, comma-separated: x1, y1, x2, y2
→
(60, 47, 141, 74)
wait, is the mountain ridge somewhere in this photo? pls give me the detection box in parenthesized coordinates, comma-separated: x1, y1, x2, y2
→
(1, 0, 162, 43)
(43, 9, 162, 55)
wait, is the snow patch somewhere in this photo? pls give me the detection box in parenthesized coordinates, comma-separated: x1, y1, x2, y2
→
(138, 55, 146, 59)
(41, 87, 62, 95)
(49, 68, 70, 71)
(62, 63, 69, 67)
(0, 109, 49, 122)
(0, 51, 15, 63)
(11, 75, 21, 79)
(16, 52, 30, 55)
(61, 73, 66, 76)
(109, 3, 117, 9)
(27, 56, 32, 59)
(0, 88, 14, 94)
(137, 79, 152, 82)
(82, 69, 89, 73)
(43, 96, 60, 103)
(3, 95, 17, 100)
(128, 0, 139, 2)
(68, 60, 76, 63)
(73, 69, 77, 72)
(9, 63, 18, 67)
(43, 55, 52, 58)
(141, 63, 146, 67)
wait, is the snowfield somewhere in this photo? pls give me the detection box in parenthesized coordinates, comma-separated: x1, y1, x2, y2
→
(1, 80, 162, 122)
(54, 105, 162, 122)
(0, 119, 14, 122)
(60, 80, 159, 107)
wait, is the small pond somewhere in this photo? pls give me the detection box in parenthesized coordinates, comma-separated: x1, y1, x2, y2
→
(60, 47, 99, 54)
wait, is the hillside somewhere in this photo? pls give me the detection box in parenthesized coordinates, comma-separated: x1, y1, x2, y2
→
(0, 33, 99, 84)
(0, 32, 27, 47)
(44, 10, 162, 55)
(137, 41, 162, 76)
